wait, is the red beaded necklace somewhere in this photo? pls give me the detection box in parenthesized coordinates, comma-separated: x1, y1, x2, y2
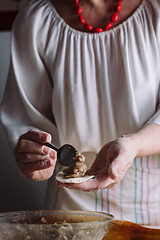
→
(74, 0, 123, 33)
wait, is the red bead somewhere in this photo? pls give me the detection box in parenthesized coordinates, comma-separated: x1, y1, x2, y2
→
(111, 12, 118, 23)
(76, 6, 82, 15)
(94, 28, 103, 33)
(105, 22, 112, 30)
(86, 24, 93, 31)
(117, 3, 121, 12)
(74, 0, 79, 5)
(80, 15, 85, 24)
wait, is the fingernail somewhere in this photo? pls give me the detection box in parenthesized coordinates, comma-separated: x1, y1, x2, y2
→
(41, 135, 47, 142)
(49, 151, 55, 159)
(43, 146, 49, 154)
(46, 159, 53, 166)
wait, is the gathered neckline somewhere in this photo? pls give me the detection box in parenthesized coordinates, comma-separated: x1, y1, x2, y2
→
(42, 0, 146, 36)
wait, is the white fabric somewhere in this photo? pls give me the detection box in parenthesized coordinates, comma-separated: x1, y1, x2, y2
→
(1, 0, 160, 225)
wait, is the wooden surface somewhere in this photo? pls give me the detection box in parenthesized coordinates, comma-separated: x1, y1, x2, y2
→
(103, 219, 160, 240)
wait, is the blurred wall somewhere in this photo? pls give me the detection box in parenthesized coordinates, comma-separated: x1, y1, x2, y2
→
(0, 32, 48, 212)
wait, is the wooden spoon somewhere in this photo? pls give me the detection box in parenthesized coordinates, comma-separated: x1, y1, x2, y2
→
(104, 219, 160, 240)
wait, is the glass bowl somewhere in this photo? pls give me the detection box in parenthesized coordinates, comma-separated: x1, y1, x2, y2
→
(0, 210, 113, 240)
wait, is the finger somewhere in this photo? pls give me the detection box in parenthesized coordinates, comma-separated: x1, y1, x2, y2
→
(108, 161, 119, 180)
(57, 176, 115, 191)
(104, 182, 117, 189)
(57, 179, 98, 191)
(108, 157, 132, 180)
(28, 167, 55, 181)
(16, 152, 56, 164)
(19, 159, 55, 175)
(16, 139, 56, 156)
(20, 130, 52, 143)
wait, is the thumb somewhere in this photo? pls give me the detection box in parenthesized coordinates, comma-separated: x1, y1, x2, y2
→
(108, 158, 123, 180)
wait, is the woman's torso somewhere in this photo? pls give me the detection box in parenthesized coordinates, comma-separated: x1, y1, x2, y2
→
(15, 0, 160, 225)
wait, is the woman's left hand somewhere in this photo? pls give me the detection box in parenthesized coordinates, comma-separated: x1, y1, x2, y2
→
(57, 136, 137, 191)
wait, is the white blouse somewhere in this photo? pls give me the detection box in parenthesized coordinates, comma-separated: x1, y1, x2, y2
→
(1, 0, 160, 225)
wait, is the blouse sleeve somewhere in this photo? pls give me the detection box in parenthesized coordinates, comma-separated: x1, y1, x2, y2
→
(0, 4, 59, 150)
(145, 0, 160, 127)
(146, 101, 160, 126)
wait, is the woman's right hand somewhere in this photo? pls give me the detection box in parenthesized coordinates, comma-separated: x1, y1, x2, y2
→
(14, 130, 57, 181)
